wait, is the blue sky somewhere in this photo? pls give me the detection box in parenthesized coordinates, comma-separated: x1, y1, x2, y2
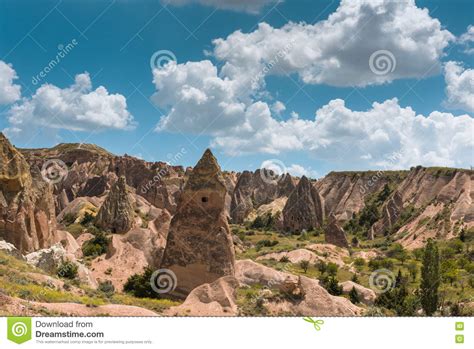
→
(0, 0, 473, 177)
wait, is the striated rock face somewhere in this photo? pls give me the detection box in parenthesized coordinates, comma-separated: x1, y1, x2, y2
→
(230, 170, 295, 223)
(95, 176, 135, 233)
(0, 133, 58, 253)
(372, 167, 474, 248)
(325, 214, 349, 248)
(282, 176, 324, 232)
(160, 149, 235, 298)
(315, 171, 406, 222)
(22, 145, 186, 216)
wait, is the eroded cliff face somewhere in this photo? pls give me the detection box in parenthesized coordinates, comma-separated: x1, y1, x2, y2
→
(160, 149, 235, 298)
(315, 170, 407, 222)
(230, 170, 296, 223)
(22, 145, 186, 215)
(371, 167, 473, 248)
(0, 133, 58, 253)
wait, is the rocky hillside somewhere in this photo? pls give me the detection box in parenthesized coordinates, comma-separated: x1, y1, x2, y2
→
(1, 133, 473, 317)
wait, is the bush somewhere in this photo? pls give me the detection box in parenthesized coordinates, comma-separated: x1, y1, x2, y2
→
(98, 280, 115, 296)
(320, 275, 343, 296)
(250, 213, 274, 230)
(57, 260, 78, 279)
(63, 213, 77, 225)
(255, 239, 278, 251)
(123, 268, 158, 298)
(326, 262, 338, 276)
(279, 256, 289, 263)
(299, 260, 310, 273)
(349, 286, 360, 304)
(80, 212, 95, 226)
(82, 231, 110, 257)
(354, 258, 366, 268)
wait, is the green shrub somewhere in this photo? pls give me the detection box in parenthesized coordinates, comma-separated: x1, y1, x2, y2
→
(299, 260, 310, 273)
(349, 286, 360, 304)
(82, 231, 110, 257)
(57, 260, 78, 279)
(123, 268, 158, 298)
(63, 213, 77, 225)
(80, 212, 95, 226)
(255, 239, 278, 251)
(98, 280, 115, 296)
(320, 275, 342, 296)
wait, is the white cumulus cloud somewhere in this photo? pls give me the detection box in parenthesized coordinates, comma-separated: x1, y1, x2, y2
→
(212, 0, 454, 87)
(7, 73, 135, 132)
(0, 61, 21, 105)
(444, 61, 474, 114)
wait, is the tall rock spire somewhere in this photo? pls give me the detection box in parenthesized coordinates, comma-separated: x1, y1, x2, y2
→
(282, 176, 325, 232)
(160, 149, 235, 298)
(95, 176, 135, 233)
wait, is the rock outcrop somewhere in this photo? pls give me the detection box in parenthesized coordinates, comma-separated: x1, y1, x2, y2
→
(340, 281, 376, 305)
(166, 276, 239, 316)
(325, 214, 349, 248)
(160, 149, 235, 298)
(315, 170, 406, 222)
(370, 167, 473, 247)
(0, 133, 58, 253)
(282, 176, 324, 232)
(95, 176, 135, 233)
(235, 260, 362, 316)
(230, 170, 295, 223)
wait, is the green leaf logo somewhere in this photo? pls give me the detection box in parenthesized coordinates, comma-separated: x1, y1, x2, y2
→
(303, 317, 324, 331)
(7, 317, 32, 344)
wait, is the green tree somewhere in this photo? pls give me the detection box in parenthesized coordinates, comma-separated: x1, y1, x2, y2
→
(349, 286, 360, 304)
(420, 239, 440, 316)
(440, 259, 459, 286)
(326, 262, 338, 276)
(407, 261, 418, 282)
(299, 260, 310, 273)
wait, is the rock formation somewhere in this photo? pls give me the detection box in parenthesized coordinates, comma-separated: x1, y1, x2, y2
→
(282, 175, 324, 232)
(160, 149, 235, 298)
(166, 276, 239, 316)
(0, 133, 58, 253)
(325, 214, 349, 248)
(95, 176, 135, 233)
(230, 170, 295, 223)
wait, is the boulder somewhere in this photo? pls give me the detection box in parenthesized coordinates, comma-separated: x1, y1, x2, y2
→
(340, 281, 377, 305)
(166, 276, 240, 316)
(325, 214, 349, 248)
(160, 149, 235, 298)
(0, 239, 24, 259)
